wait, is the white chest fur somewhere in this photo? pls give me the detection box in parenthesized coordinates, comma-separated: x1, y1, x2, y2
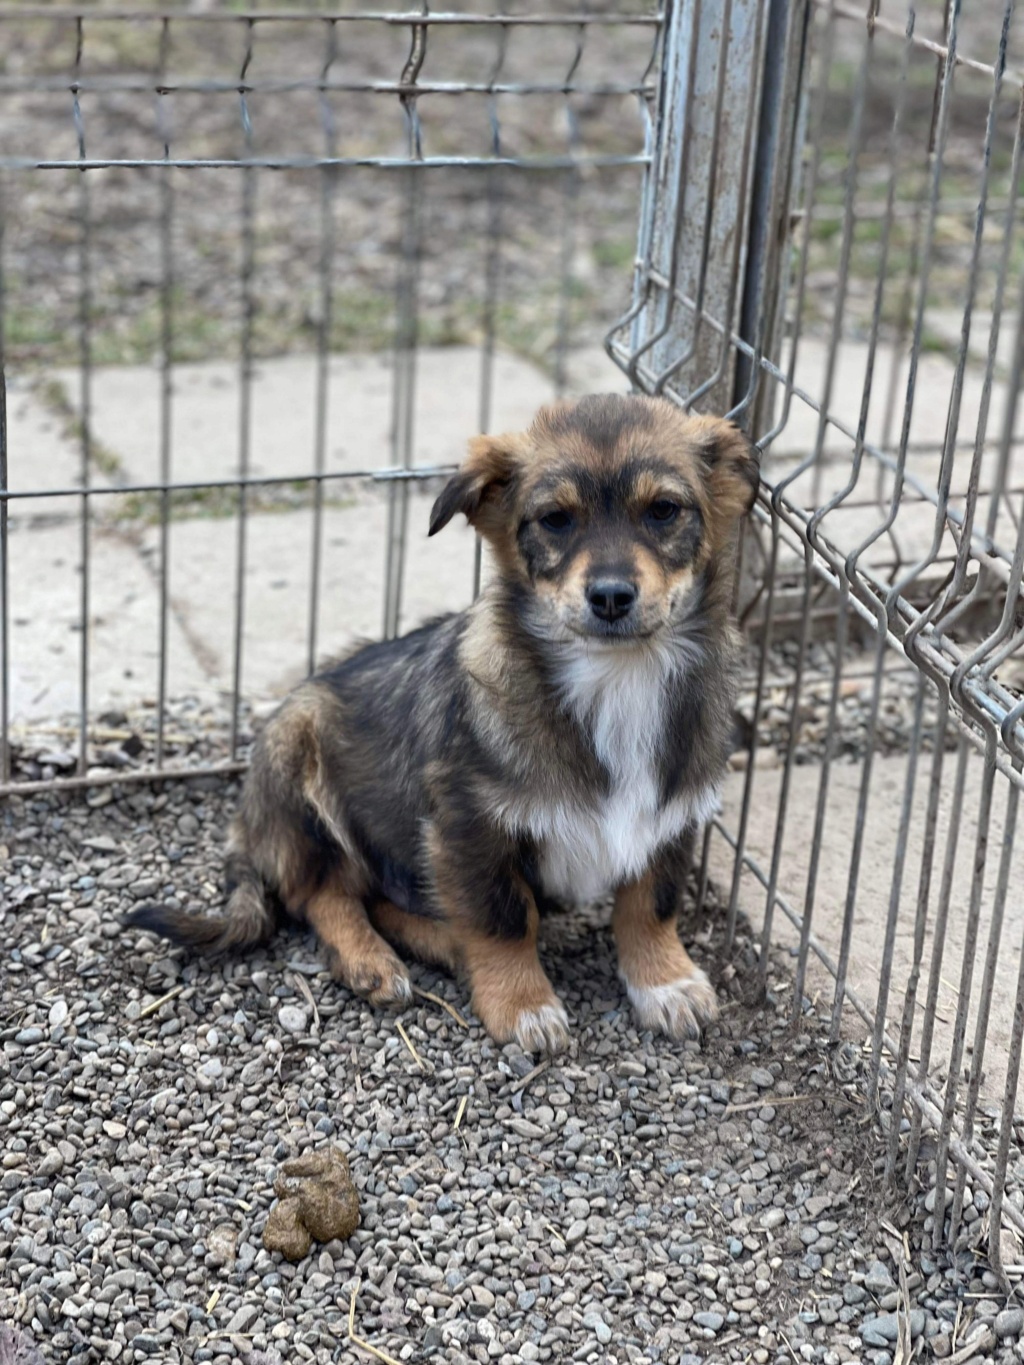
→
(501, 642, 720, 905)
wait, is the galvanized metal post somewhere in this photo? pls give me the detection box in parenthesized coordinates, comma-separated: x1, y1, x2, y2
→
(733, 0, 811, 436)
(616, 0, 795, 415)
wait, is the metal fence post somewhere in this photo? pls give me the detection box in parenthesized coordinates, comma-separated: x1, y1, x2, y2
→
(733, 0, 811, 437)
(613, 0, 807, 417)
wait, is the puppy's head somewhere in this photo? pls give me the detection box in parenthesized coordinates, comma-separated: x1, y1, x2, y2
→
(430, 394, 759, 644)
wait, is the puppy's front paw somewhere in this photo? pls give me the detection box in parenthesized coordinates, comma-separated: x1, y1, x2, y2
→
(511, 1001, 571, 1054)
(473, 989, 571, 1054)
(624, 967, 718, 1040)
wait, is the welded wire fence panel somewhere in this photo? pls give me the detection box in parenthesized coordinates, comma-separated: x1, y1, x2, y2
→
(6, 0, 1024, 1264)
(0, 4, 660, 793)
(609, 0, 1024, 1264)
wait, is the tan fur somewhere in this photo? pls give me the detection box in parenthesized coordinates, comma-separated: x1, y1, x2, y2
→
(305, 872, 412, 1006)
(613, 875, 699, 989)
(459, 898, 567, 1049)
(613, 874, 719, 1040)
(533, 552, 592, 630)
(369, 900, 461, 974)
(687, 413, 762, 544)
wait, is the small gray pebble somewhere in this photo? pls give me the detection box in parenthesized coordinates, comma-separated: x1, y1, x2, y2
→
(224, 1303, 259, 1334)
(278, 1005, 308, 1034)
(694, 1311, 725, 1332)
(861, 1310, 924, 1345)
(37, 1151, 64, 1178)
(995, 1308, 1024, 1339)
(581, 1313, 611, 1345)
(864, 1261, 894, 1294)
(924, 1185, 953, 1213)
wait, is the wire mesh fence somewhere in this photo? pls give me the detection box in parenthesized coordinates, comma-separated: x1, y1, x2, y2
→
(606, 0, 1024, 1270)
(4, 0, 1024, 1274)
(0, 2, 659, 789)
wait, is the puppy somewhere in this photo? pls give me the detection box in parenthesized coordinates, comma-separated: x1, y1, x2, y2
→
(127, 394, 758, 1052)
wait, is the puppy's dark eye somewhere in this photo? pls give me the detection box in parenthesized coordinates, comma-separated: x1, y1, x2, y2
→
(540, 509, 574, 533)
(647, 500, 681, 525)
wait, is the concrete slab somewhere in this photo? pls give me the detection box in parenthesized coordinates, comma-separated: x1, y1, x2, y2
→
(3, 376, 98, 525)
(768, 338, 1014, 464)
(927, 309, 1017, 376)
(137, 491, 483, 700)
(6, 522, 209, 723)
(712, 745, 1024, 1104)
(563, 344, 633, 396)
(760, 337, 1021, 574)
(53, 346, 605, 490)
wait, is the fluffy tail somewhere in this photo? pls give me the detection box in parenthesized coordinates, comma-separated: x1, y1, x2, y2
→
(123, 848, 275, 955)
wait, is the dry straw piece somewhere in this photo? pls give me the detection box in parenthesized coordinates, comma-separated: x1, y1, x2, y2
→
(348, 1283, 403, 1365)
(137, 984, 185, 1019)
(412, 985, 470, 1028)
(395, 1020, 429, 1071)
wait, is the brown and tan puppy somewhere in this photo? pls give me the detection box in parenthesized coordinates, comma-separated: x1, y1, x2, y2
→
(127, 394, 759, 1053)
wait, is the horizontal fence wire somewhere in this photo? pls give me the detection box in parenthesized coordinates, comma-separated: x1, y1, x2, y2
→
(0, 8, 662, 171)
(0, 8, 663, 21)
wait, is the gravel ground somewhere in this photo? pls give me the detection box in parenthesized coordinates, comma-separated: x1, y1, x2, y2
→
(733, 648, 952, 772)
(0, 641, 956, 790)
(4, 771, 1024, 1365)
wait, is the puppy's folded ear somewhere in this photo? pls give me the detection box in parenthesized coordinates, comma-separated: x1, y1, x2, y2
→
(699, 419, 761, 521)
(429, 433, 524, 537)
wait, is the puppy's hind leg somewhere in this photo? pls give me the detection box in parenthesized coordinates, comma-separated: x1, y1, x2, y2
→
(306, 872, 413, 1009)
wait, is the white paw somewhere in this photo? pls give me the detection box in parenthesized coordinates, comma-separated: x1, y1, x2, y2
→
(352, 956, 413, 1009)
(624, 969, 718, 1040)
(385, 970, 414, 1007)
(513, 1002, 571, 1054)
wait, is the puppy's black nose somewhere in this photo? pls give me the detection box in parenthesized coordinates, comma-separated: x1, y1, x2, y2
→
(588, 580, 637, 622)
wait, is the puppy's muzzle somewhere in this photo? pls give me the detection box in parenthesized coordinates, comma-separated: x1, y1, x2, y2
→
(587, 578, 637, 624)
